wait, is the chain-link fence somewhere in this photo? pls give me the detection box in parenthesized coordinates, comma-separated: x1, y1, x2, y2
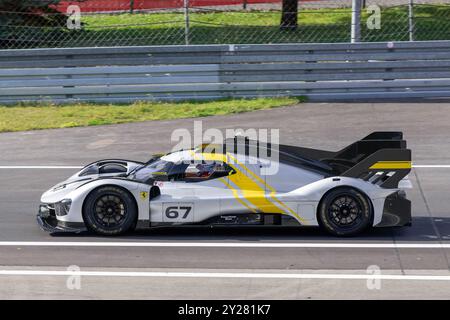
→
(0, 0, 449, 49)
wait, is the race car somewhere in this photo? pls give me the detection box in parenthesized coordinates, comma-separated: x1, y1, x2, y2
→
(37, 131, 412, 236)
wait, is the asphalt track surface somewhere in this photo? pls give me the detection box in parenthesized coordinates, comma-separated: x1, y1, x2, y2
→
(0, 102, 449, 299)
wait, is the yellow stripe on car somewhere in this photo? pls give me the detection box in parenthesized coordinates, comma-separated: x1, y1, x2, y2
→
(227, 153, 306, 224)
(218, 178, 258, 214)
(369, 161, 412, 170)
(195, 152, 282, 214)
(191, 150, 306, 224)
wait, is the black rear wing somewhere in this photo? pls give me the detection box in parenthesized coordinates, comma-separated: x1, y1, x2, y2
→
(220, 132, 411, 188)
(362, 131, 404, 141)
(336, 132, 411, 188)
(333, 132, 406, 164)
(341, 148, 411, 188)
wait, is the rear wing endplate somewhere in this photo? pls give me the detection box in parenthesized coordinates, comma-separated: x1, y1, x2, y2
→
(341, 148, 411, 189)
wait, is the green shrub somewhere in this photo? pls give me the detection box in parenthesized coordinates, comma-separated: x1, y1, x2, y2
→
(0, 0, 70, 48)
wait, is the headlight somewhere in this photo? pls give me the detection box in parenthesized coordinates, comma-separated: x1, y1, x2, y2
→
(54, 199, 72, 216)
(39, 205, 51, 218)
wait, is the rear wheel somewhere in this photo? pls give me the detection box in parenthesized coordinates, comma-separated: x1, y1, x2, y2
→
(83, 186, 137, 236)
(318, 187, 372, 236)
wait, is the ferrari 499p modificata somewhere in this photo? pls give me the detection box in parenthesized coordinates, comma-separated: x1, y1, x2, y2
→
(37, 132, 412, 236)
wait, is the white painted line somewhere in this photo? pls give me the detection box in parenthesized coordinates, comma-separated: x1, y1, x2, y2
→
(0, 164, 448, 169)
(0, 241, 449, 249)
(0, 270, 449, 281)
(0, 166, 82, 169)
(413, 165, 450, 168)
(0, 164, 449, 169)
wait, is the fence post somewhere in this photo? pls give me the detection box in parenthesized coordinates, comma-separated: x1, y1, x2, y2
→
(351, 0, 362, 43)
(129, 0, 134, 14)
(408, 0, 414, 41)
(184, 0, 190, 45)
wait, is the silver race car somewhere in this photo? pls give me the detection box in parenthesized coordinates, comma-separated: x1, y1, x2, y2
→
(37, 132, 412, 236)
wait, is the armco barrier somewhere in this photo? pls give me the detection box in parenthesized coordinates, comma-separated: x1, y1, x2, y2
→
(0, 41, 449, 103)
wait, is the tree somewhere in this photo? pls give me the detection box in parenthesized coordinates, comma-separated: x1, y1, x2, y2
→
(0, 0, 69, 47)
(280, 0, 298, 30)
(0, 0, 67, 26)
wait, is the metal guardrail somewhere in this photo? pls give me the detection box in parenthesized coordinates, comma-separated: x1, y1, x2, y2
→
(0, 41, 449, 103)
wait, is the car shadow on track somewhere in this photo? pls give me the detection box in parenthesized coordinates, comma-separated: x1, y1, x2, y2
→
(50, 216, 450, 242)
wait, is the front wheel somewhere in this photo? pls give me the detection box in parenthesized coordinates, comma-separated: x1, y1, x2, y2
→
(83, 186, 137, 236)
(318, 187, 373, 236)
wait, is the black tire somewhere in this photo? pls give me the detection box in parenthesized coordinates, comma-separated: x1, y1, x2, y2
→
(318, 187, 373, 236)
(83, 186, 137, 236)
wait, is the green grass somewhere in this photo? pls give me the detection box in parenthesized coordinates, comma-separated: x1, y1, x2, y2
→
(0, 97, 304, 133)
(83, 5, 450, 44)
(75, 5, 450, 45)
(5, 4, 449, 48)
(79, 8, 353, 45)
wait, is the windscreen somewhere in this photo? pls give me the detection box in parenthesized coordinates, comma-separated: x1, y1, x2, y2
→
(128, 159, 174, 184)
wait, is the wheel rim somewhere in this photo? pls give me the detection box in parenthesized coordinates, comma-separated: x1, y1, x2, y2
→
(327, 194, 362, 228)
(93, 194, 127, 228)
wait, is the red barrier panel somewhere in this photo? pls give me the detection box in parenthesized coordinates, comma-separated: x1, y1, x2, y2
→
(57, 0, 282, 13)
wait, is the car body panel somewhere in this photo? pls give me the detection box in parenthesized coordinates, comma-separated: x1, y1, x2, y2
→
(37, 132, 412, 233)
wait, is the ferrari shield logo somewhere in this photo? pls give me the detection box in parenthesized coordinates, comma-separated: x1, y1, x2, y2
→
(140, 191, 148, 200)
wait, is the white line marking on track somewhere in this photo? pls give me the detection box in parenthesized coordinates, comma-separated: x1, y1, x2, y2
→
(0, 166, 83, 169)
(0, 270, 449, 281)
(413, 165, 450, 168)
(0, 241, 449, 249)
(0, 164, 448, 169)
